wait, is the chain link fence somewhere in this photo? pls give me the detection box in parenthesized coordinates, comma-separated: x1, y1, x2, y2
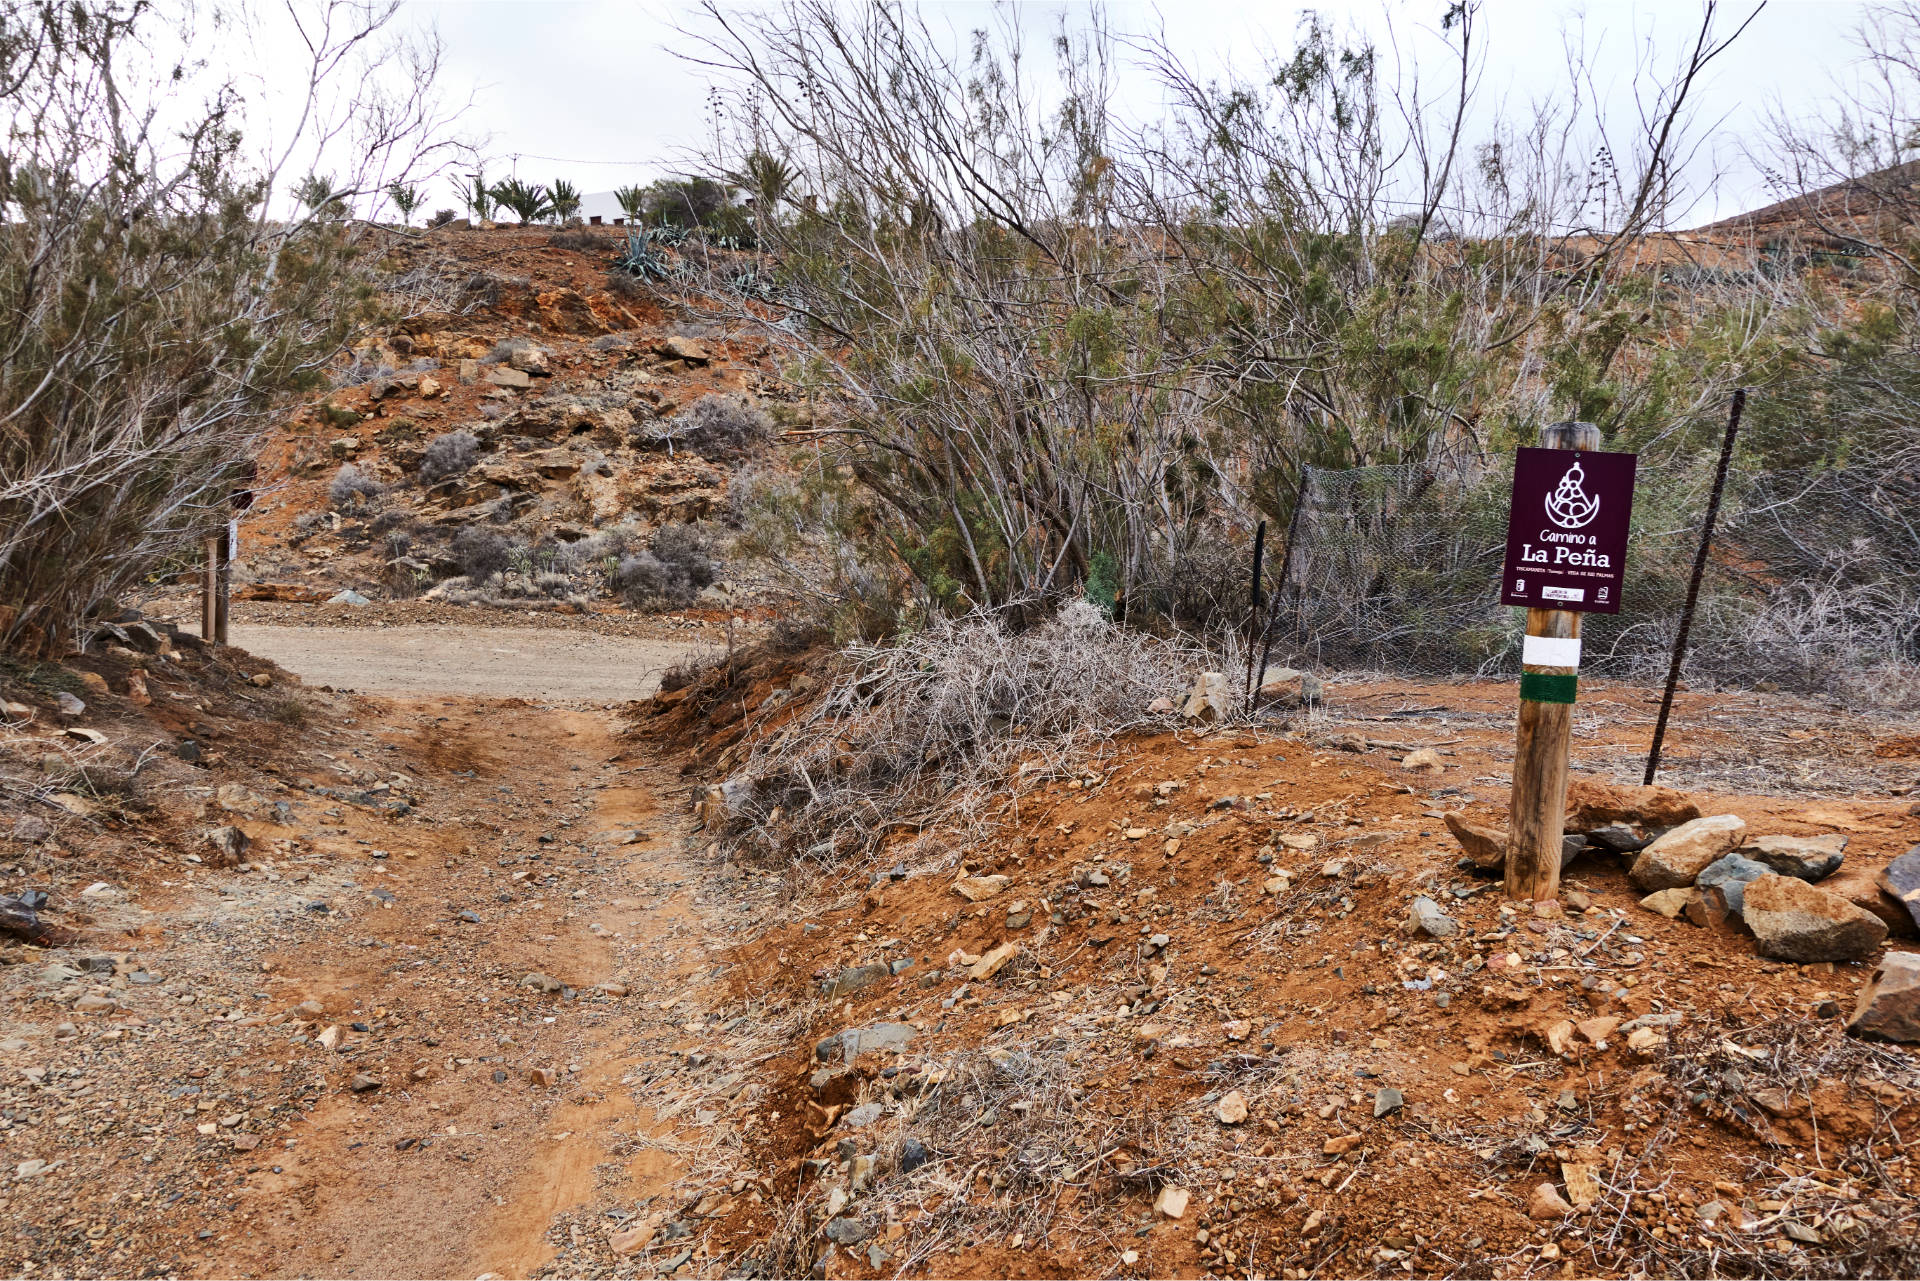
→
(1264, 453, 1920, 709)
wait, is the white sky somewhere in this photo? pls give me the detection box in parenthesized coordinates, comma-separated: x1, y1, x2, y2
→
(297, 0, 1883, 225)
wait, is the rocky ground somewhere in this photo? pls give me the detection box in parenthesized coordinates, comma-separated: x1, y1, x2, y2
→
(2, 227, 1917, 1281)
(2, 598, 1918, 1280)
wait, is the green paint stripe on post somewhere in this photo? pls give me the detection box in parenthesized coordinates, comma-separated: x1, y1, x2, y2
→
(1520, 672, 1578, 704)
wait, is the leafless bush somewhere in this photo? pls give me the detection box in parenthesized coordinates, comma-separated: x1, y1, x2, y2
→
(0, 2, 464, 657)
(450, 527, 517, 581)
(547, 228, 609, 252)
(715, 601, 1207, 869)
(330, 355, 396, 388)
(615, 524, 716, 608)
(417, 430, 480, 484)
(638, 392, 772, 461)
(328, 464, 386, 509)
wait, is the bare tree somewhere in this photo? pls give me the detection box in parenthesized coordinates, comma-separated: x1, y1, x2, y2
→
(687, 1, 1765, 625)
(0, 0, 463, 655)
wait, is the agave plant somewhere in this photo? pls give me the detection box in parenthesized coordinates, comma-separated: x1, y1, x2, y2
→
(612, 227, 676, 281)
(613, 184, 646, 222)
(549, 178, 581, 221)
(488, 177, 552, 225)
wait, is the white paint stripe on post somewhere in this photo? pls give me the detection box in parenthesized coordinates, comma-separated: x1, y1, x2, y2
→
(1522, 634, 1582, 667)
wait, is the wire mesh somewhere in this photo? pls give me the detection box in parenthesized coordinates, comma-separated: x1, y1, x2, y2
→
(1265, 455, 1920, 709)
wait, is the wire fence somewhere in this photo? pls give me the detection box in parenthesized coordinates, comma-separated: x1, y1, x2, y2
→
(1264, 453, 1920, 710)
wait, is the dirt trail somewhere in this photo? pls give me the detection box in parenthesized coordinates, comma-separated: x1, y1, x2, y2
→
(0, 694, 783, 1280)
(229, 624, 709, 700)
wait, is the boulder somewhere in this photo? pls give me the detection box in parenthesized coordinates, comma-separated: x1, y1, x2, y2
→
(655, 335, 712, 364)
(1744, 873, 1888, 963)
(1586, 823, 1652, 853)
(1527, 1182, 1574, 1220)
(1443, 811, 1505, 871)
(1255, 666, 1322, 708)
(485, 366, 532, 389)
(951, 874, 1010, 903)
(1401, 748, 1444, 773)
(1883, 847, 1920, 934)
(203, 825, 249, 868)
(1638, 887, 1699, 919)
(1565, 779, 1702, 830)
(1820, 870, 1919, 941)
(506, 345, 551, 375)
(1846, 952, 1920, 1043)
(1695, 853, 1773, 915)
(1629, 815, 1748, 891)
(1740, 834, 1847, 882)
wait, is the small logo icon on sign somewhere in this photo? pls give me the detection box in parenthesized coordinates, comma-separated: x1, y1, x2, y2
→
(1542, 585, 1585, 602)
(1545, 459, 1600, 530)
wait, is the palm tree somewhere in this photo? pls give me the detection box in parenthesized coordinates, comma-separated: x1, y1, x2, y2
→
(613, 184, 646, 223)
(295, 173, 346, 219)
(550, 178, 581, 222)
(488, 177, 552, 225)
(730, 149, 798, 208)
(465, 170, 495, 222)
(386, 182, 422, 226)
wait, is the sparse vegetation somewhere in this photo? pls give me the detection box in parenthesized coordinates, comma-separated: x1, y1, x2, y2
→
(615, 524, 716, 608)
(643, 393, 771, 460)
(417, 430, 480, 485)
(328, 464, 387, 510)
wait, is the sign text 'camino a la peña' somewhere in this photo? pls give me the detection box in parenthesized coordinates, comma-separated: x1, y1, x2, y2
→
(1500, 446, 1637, 614)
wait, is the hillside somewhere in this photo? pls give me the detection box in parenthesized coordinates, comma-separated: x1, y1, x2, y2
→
(205, 225, 797, 631)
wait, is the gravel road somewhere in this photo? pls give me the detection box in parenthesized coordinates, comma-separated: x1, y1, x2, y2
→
(229, 623, 712, 700)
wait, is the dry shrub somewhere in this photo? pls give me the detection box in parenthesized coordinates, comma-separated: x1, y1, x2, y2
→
(328, 464, 386, 509)
(639, 393, 771, 461)
(616, 524, 716, 608)
(416, 430, 479, 484)
(715, 601, 1205, 869)
(450, 527, 517, 580)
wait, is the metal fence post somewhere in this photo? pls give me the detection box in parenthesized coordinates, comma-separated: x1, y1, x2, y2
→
(1644, 388, 1747, 785)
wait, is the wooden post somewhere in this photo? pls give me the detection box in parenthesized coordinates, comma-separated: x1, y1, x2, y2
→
(201, 535, 219, 641)
(1505, 420, 1602, 902)
(214, 520, 232, 645)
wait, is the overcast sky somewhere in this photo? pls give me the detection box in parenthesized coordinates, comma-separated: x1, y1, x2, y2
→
(344, 0, 1878, 225)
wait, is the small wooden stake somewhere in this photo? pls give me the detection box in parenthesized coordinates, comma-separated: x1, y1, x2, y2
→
(1506, 421, 1602, 902)
(214, 520, 233, 644)
(201, 535, 219, 641)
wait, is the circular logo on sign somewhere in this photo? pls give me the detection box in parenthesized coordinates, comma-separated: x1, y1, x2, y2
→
(1545, 459, 1600, 530)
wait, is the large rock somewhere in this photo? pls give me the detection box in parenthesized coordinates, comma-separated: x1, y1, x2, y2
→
(1443, 811, 1505, 870)
(1846, 952, 1920, 1043)
(1255, 667, 1322, 708)
(1884, 847, 1920, 934)
(1181, 671, 1232, 723)
(1740, 834, 1847, 882)
(1744, 873, 1888, 962)
(1565, 779, 1702, 830)
(1629, 815, 1748, 891)
(1695, 853, 1772, 915)
(1821, 870, 1919, 941)
(203, 825, 249, 868)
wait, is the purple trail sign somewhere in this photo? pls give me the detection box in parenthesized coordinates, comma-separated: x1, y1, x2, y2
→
(1500, 447, 1637, 615)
